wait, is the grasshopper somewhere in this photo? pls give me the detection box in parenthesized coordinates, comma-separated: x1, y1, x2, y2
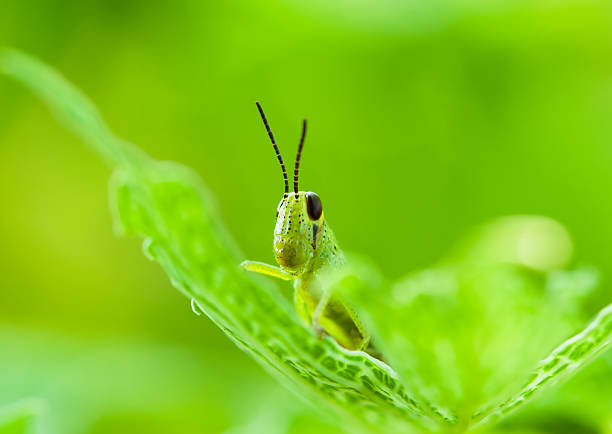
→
(242, 102, 380, 358)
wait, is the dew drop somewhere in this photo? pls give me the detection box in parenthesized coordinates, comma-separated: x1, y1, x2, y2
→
(142, 237, 156, 261)
(191, 298, 204, 316)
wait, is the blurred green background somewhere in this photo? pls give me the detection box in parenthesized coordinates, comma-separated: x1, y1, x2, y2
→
(2, 1, 612, 433)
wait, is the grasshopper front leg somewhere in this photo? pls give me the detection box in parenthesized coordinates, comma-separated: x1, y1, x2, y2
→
(311, 288, 333, 338)
(240, 260, 296, 281)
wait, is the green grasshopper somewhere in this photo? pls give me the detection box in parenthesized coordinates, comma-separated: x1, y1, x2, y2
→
(241, 102, 379, 358)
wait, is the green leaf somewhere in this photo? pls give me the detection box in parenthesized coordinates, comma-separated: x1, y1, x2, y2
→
(3, 47, 612, 433)
(0, 47, 433, 432)
(472, 302, 612, 428)
(342, 219, 610, 430)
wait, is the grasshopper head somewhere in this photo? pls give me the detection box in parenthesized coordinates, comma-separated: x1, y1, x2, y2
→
(255, 102, 323, 273)
(274, 191, 324, 272)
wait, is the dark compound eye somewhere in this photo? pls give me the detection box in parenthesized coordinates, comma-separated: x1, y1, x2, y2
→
(305, 192, 323, 220)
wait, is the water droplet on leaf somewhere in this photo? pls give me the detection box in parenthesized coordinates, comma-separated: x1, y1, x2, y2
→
(142, 237, 156, 260)
(191, 298, 204, 316)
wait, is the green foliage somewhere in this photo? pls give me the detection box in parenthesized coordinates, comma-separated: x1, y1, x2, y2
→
(0, 400, 40, 434)
(0, 48, 424, 432)
(3, 48, 612, 433)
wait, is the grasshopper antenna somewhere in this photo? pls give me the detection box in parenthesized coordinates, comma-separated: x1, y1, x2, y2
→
(294, 119, 307, 194)
(256, 101, 289, 195)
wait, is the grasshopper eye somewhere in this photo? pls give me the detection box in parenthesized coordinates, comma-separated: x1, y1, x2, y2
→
(305, 192, 322, 220)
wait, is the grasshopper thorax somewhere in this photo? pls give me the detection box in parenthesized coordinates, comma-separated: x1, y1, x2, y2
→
(274, 191, 324, 273)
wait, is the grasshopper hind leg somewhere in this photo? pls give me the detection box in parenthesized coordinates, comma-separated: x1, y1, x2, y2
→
(338, 296, 371, 349)
(336, 297, 386, 361)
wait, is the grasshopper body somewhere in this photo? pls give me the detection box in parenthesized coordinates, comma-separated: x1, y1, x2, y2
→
(242, 103, 379, 357)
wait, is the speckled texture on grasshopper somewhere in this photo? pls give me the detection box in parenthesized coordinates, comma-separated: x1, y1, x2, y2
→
(241, 103, 381, 359)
